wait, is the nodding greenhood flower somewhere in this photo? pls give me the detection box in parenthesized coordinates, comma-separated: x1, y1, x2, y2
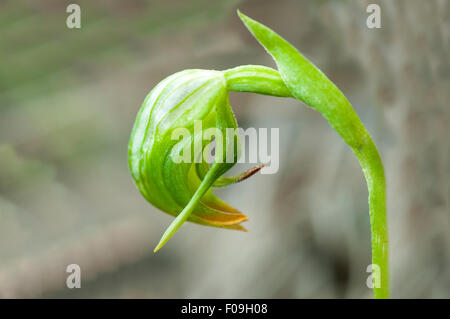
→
(129, 69, 263, 250)
(129, 11, 389, 299)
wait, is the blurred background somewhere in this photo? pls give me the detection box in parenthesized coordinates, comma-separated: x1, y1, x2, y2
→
(0, 0, 448, 298)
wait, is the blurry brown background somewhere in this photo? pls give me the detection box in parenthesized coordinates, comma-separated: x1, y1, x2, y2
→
(0, 0, 448, 298)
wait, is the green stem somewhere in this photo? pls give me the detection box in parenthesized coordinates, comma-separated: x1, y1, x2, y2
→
(225, 64, 389, 298)
(354, 138, 389, 299)
(236, 11, 389, 298)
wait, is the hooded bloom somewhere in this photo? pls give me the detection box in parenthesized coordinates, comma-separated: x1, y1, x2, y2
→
(128, 69, 257, 244)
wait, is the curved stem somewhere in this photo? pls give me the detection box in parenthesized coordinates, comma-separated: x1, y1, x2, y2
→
(225, 62, 389, 297)
(224, 65, 293, 97)
(354, 138, 389, 299)
(235, 11, 389, 298)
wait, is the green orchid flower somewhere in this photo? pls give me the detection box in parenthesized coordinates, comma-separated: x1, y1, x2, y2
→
(128, 69, 253, 233)
(129, 11, 389, 299)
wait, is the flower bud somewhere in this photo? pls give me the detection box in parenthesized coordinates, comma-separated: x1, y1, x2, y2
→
(129, 69, 252, 250)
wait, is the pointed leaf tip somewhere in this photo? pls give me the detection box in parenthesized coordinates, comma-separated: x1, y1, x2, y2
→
(237, 10, 252, 24)
(237, 10, 250, 25)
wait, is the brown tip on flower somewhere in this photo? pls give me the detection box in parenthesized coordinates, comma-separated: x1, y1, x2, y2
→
(237, 164, 264, 182)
